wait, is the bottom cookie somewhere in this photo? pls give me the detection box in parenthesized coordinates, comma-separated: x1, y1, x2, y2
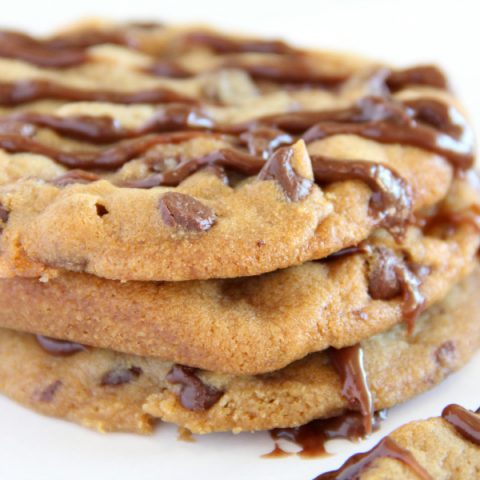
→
(315, 404, 480, 479)
(0, 268, 479, 434)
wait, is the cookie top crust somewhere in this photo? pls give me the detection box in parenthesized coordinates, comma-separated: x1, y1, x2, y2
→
(0, 21, 474, 281)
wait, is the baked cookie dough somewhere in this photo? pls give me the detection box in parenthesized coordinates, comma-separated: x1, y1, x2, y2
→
(0, 267, 479, 434)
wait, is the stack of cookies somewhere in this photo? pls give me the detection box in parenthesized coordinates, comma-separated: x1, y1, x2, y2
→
(0, 20, 478, 438)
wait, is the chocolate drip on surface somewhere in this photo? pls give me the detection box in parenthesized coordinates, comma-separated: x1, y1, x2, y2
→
(35, 335, 87, 356)
(329, 345, 374, 435)
(442, 404, 480, 446)
(367, 247, 425, 333)
(100, 366, 142, 386)
(147, 61, 192, 78)
(313, 436, 433, 480)
(386, 65, 448, 92)
(0, 80, 196, 106)
(265, 411, 386, 459)
(166, 365, 223, 411)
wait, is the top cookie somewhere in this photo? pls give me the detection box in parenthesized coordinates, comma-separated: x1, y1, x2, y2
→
(0, 21, 474, 281)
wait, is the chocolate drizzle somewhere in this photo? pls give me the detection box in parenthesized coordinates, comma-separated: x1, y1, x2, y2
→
(311, 156, 412, 240)
(166, 365, 223, 411)
(386, 65, 448, 92)
(329, 345, 374, 435)
(0, 80, 196, 106)
(35, 334, 87, 356)
(313, 436, 433, 480)
(302, 96, 474, 170)
(184, 31, 294, 54)
(266, 411, 386, 459)
(442, 404, 480, 446)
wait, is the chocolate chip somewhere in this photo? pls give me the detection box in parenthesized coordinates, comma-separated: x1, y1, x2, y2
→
(100, 366, 142, 386)
(35, 335, 87, 356)
(434, 341, 456, 367)
(166, 365, 223, 411)
(158, 192, 216, 232)
(0, 203, 9, 229)
(95, 203, 108, 217)
(38, 380, 62, 403)
(258, 146, 312, 201)
(367, 247, 402, 300)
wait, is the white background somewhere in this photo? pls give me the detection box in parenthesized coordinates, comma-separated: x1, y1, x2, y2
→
(0, 1, 479, 479)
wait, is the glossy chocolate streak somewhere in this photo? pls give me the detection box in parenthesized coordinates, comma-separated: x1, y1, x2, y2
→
(311, 156, 412, 240)
(329, 345, 374, 435)
(303, 97, 474, 169)
(0, 131, 206, 169)
(314, 437, 433, 480)
(0, 30, 87, 68)
(442, 404, 480, 446)
(0, 80, 196, 106)
(386, 65, 448, 92)
(35, 334, 87, 356)
(0, 95, 471, 171)
(224, 58, 347, 86)
(184, 31, 294, 54)
(123, 148, 264, 187)
(266, 411, 386, 459)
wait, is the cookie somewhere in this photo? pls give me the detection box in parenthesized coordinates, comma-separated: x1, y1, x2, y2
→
(0, 213, 477, 374)
(0, 22, 473, 281)
(315, 404, 480, 479)
(0, 267, 479, 434)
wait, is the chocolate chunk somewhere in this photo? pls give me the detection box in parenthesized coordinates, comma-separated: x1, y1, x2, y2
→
(368, 247, 402, 300)
(367, 247, 425, 332)
(166, 365, 223, 411)
(314, 436, 433, 479)
(158, 192, 216, 232)
(434, 341, 456, 367)
(329, 345, 374, 435)
(35, 335, 87, 356)
(100, 366, 142, 386)
(258, 146, 312, 201)
(38, 380, 63, 403)
(442, 404, 480, 446)
(0, 203, 9, 227)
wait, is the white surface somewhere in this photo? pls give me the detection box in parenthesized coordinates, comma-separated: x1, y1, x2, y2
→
(0, 1, 479, 478)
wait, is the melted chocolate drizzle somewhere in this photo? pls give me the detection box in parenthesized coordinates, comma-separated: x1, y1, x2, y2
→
(166, 365, 224, 411)
(329, 345, 374, 435)
(35, 334, 87, 356)
(442, 404, 480, 446)
(265, 411, 387, 459)
(0, 80, 196, 106)
(313, 436, 433, 480)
